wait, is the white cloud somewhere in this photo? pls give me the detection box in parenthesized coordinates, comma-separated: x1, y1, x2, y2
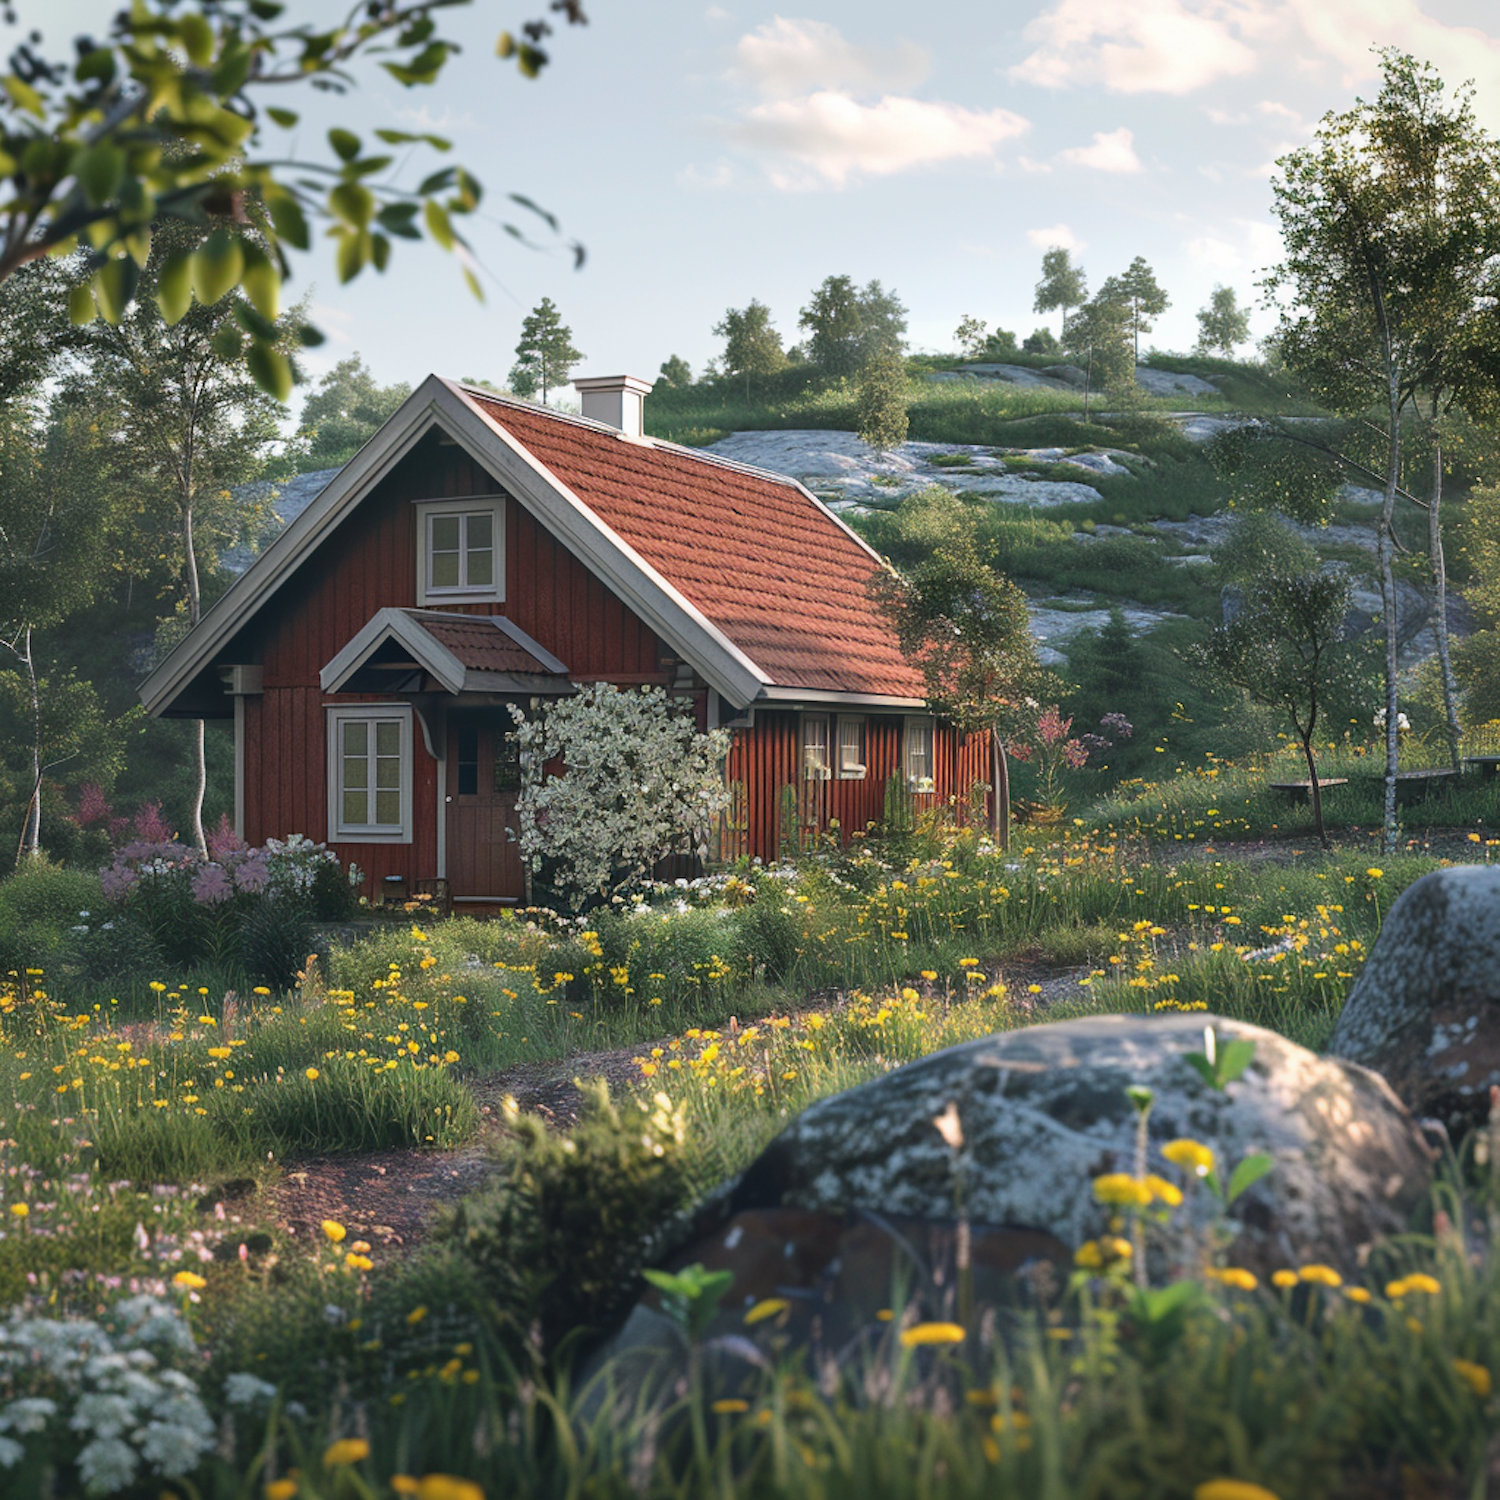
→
(1012, 0, 1268, 95)
(1058, 125, 1143, 172)
(721, 92, 1029, 188)
(732, 16, 929, 99)
(705, 5, 732, 20)
(1027, 222, 1085, 252)
(1185, 217, 1281, 278)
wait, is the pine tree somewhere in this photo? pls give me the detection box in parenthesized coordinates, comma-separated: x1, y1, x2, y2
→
(510, 298, 585, 405)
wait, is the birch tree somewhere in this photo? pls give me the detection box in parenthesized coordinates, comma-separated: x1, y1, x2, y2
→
(1264, 50, 1500, 851)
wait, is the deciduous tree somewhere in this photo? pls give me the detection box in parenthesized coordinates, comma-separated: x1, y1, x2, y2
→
(1033, 247, 1087, 340)
(1064, 295, 1133, 421)
(0, 0, 588, 395)
(713, 300, 785, 400)
(1196, 285, 1250, 357)
(798, 275, 907, 378)
(854, 349, 909, 455)
(868, 489, 1054, 849)
(658, 354, 692, 388)
(296, 355, 412, 470)
(1264, 49, 1500, 847)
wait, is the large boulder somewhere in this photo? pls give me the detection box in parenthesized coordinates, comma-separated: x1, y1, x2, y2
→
(720, 1013, 1432, 1277)
(1329, 866, 1500, 1137)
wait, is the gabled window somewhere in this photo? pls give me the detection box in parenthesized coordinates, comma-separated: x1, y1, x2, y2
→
(327, 705, 412, 843)
(802, 715, 831, 781)
(836, 716, 866, 780)
(905, 716, 935, 793)
(415, 497, 504, 604)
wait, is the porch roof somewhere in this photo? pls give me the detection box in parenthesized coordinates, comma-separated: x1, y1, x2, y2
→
(321, 608, 572, 696)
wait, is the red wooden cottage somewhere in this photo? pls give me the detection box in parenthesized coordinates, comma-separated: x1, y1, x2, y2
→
(140, 376, 992, 907)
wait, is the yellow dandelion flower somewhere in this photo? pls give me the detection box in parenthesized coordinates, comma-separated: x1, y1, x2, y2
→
(1211, 1267, 1258, 1292)
(1298, 1264, 1342, 1288)
(1145, 1174, 1183, 1207)
(1343, 1287, 1372, 1305)
(321, 1220, 347, 1244)
(1194, 1483, 1282, 1500)
(305, 1067, 320, 1081)
(1092, 1173, 1152, 1207)
(8, 1203, 27, 1219)
(1074, 1240, 1104, 1269)
(1162, 1139, 1215, 1177)
(1454, 1359, 1492, 1398)
(1366, 867, 1383, 880)
(264, 1481, 300, 1500)
(1386, 1273, 1441, 1298)
(345, 1252, 374, 1272)
(899, 1321, 965, 1347)
(1271, 1270, 1298, 1289)
(322, 1437, 370, 1467)
(173, 1271, 207, 1290)
(406, 1305, 428, 1325)
(411, 1477, 484, 1500)
(710, 1399, 750, 1414)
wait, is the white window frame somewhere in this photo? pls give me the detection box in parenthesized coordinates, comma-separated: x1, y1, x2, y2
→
(802, 714, 831, 781)
(904, 715, 936, 793)
(415, 496, 505, 605)
(327, 704, 413, 843)
(836, 715, 867, 781)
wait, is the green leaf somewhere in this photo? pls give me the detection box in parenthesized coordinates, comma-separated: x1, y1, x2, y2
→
(297, 323, 327, 348)
(74, 47, 116, 87)
(416, 168, 456, 196)
(211, 323, 243, 360)
(73, 144, 127, 208)
(376, 202, 422, 240)
(267, 108, 300, 129)
(190, 230, 244, 306)
(334, 228, 367, 283)
(374, 129, 452, 152)
(370, 233, 390, 272)
(382, 42, 451, 87)
(496, 31, 516, 58)
(156, 253, 194, 324)
(234, 300, 278, 343)
(92, 258, 138, 325)
(328, 128, 362, 163)
(462, 264, 484, 302)
(67, 281, 97, 326)
(246, 342, 294, 403)
(1, 75, 44, 118)
(1184, 1053, 1219, 1089)
(1225, 1153, 1275, 1205)
(423, 198, 454, 251)
(241, 255, 280, 322)
(267, 194, 310, 251)
(1217, 1039, 1258, 1087)
(247, 0, 284, 19)
(329, 181, 375, 228)
(176, 12, 215, 66)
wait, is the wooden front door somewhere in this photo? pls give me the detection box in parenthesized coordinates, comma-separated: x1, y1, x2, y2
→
(445, 710, 525, 903)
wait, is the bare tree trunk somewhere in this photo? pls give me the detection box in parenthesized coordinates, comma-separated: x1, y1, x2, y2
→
(19, 625, 40, 861)
(1379, 372, 1402, 856)
(1428, 406, 1462, 772)
(1299, 727, 1328, 849)
(989, 726, 1011, 852)
(181, 478, 208, 856)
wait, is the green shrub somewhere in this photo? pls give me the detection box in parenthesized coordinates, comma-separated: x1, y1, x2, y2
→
(0, 862, 104, 974)
(439, 1082, 690, 1361)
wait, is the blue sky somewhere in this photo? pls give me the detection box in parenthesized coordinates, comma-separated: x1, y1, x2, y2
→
(43, 1, 1500, 409)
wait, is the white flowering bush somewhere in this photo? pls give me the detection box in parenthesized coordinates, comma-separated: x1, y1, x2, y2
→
(0, 1294, 229, 1495)
(510, 684, 732, 909)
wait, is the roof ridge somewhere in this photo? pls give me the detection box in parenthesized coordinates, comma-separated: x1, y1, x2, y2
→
(453, 381, 804, 492)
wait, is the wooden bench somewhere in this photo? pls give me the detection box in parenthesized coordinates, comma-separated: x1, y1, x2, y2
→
(1268, 778, 1348, 806)
(1463, 754, 1500, 781)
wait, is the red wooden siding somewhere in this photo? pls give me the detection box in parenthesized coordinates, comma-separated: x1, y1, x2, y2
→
(233, 434, 666, 890)
(720, 716, 995, 863)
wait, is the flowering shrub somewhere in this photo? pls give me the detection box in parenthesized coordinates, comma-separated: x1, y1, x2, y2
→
(96, 834, 358, 981)
(0, 1295, 219, 1495)
(510, 684, 732, 909)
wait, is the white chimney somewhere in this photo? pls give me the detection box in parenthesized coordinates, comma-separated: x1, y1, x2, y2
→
(573, 374, 654, 438)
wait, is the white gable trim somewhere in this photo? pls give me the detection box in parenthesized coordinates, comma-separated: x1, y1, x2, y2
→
(139, 376, 770, 717)
(320, 608, 468, 695)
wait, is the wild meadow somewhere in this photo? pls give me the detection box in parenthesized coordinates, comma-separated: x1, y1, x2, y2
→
(1, 756, 1498, 1497)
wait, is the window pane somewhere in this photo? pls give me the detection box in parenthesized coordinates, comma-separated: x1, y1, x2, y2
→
(466, 546, 493, 587)
(343, 755, 368, 790)
(375, 754, 401, 790)
(466, 513, 492, 550)
(375, 720, 401, 757)
(430, 515, 461, 552)
(430, 550, 461, 588)
(374, 789, 401, 826)
(342, 721, 367, 757)
(343, 789, 367, 825)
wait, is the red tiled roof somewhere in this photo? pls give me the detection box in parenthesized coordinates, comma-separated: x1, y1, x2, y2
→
(472, 396, 925, 699)
(414, 613, 564, 676)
